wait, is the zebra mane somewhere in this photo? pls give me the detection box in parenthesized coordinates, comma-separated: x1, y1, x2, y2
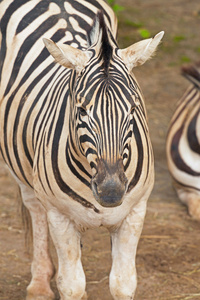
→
(88, 11, 113, 76)
(182, 61, 200, 90)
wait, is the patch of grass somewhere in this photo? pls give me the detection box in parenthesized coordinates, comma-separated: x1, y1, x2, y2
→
(107, 0, 124, 14)
(168, 55, 192, 67)
(173, 35, 185, 42)
(168, 56, 192, 67)
(138, 28, 151, 39)
(112, 4, 124, 13)
(180, 56, 191, 63)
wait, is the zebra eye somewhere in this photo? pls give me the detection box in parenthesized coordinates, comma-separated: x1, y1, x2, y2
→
(78, 107, 87, 116)
(130, 99, 140, 113)
(130, 106, 137, 115)
(131, 106, 136, 113)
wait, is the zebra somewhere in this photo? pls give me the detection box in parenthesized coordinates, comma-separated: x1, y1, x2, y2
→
(166, 62, 200, 221)
(0, 0, 164, 299)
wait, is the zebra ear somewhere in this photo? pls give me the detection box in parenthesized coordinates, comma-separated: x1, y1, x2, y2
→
(43, 38, 89, 73)
(119, 31, 164, 70)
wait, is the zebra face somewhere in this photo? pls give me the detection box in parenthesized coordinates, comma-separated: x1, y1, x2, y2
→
(43, 13, 164, 207)
(73, 65, 139, 207)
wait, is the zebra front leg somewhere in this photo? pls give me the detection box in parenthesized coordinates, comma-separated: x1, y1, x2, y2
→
(19, 184, 55, 300)
(47, 208, 86, 300)
(109, 200, 147, 300)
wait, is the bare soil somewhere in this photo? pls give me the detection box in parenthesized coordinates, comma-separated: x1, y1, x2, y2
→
(1, 1, 200, 299)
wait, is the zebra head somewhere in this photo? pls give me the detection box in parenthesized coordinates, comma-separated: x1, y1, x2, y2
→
(43, 12, 164, 208)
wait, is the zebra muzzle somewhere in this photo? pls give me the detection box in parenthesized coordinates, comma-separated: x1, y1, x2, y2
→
(91, 159, 128, 208)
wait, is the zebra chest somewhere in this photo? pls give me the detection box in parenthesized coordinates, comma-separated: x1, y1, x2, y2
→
(33, 147, 151, 230)
(31, 118, 154, 229)
(33, 180, 137, 230)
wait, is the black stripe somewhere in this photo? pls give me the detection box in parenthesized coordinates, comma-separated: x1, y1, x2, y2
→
(80, 135, 96, 147)
(167, 87, 197, 134)
(66, 140, 91, 186)
(128, 122, 143, 191)
(32, 64, 61, 148)
(81, 0, 112, 26)
(124, 145, 131, 173)
(51, 92, 99, 212)
(173, 176, 200, 192)
(0, 0, 28, 81)
(4, 17, 66, 97)
(45, 69, 70, 146)
(171, 126, 200, 176)
(135, 108, 150, 183)
(16, 1, 49, 34)
(85, 148, 98, 157)
(187, 110, 200, 154)
(9, 61, 56, 171)
(68, 124, 92, 179)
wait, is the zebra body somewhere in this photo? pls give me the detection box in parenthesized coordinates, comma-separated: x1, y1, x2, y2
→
(166, 62, 200, 220)
(0, 1, 163, 299)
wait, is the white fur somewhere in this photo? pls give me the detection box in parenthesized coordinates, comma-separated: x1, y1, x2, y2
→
(43, 31, 164, 74)
(43, 38, 90, 73)
(19, 184, 55, 300)
(119, 31, 164, 70)
(109, 199, 147, 300)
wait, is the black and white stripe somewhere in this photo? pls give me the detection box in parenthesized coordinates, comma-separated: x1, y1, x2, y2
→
(166, 62, 200, 219)
(0, 1, 162, 299)
(0, 0, 153, 212)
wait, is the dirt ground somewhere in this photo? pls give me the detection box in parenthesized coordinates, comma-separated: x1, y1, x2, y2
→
(0, 0, 200, 299)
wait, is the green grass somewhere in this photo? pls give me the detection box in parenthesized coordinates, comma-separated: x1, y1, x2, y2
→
(138, 28, 151, 39)
(173, 35, 185, 43)
(106, 0, 124, 14)
(180, 56, 191, 63)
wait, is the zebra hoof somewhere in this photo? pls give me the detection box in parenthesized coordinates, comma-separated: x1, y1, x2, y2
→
(26, 279, 55, 300)
(26, 289, 55, 300)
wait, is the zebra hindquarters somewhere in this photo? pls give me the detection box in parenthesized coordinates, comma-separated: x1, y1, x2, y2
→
(166, 62, 200, 220)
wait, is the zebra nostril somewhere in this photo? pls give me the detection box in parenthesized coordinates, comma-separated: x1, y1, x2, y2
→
(91, 176, 125, 207)
(91, 158, 128, 207)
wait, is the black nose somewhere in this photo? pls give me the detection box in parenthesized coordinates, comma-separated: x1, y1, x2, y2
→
(91, 159, 128, 207)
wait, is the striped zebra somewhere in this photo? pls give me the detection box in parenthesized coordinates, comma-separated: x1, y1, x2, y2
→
(0, 1, 164, 299)
(166, 62, 200, 220)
